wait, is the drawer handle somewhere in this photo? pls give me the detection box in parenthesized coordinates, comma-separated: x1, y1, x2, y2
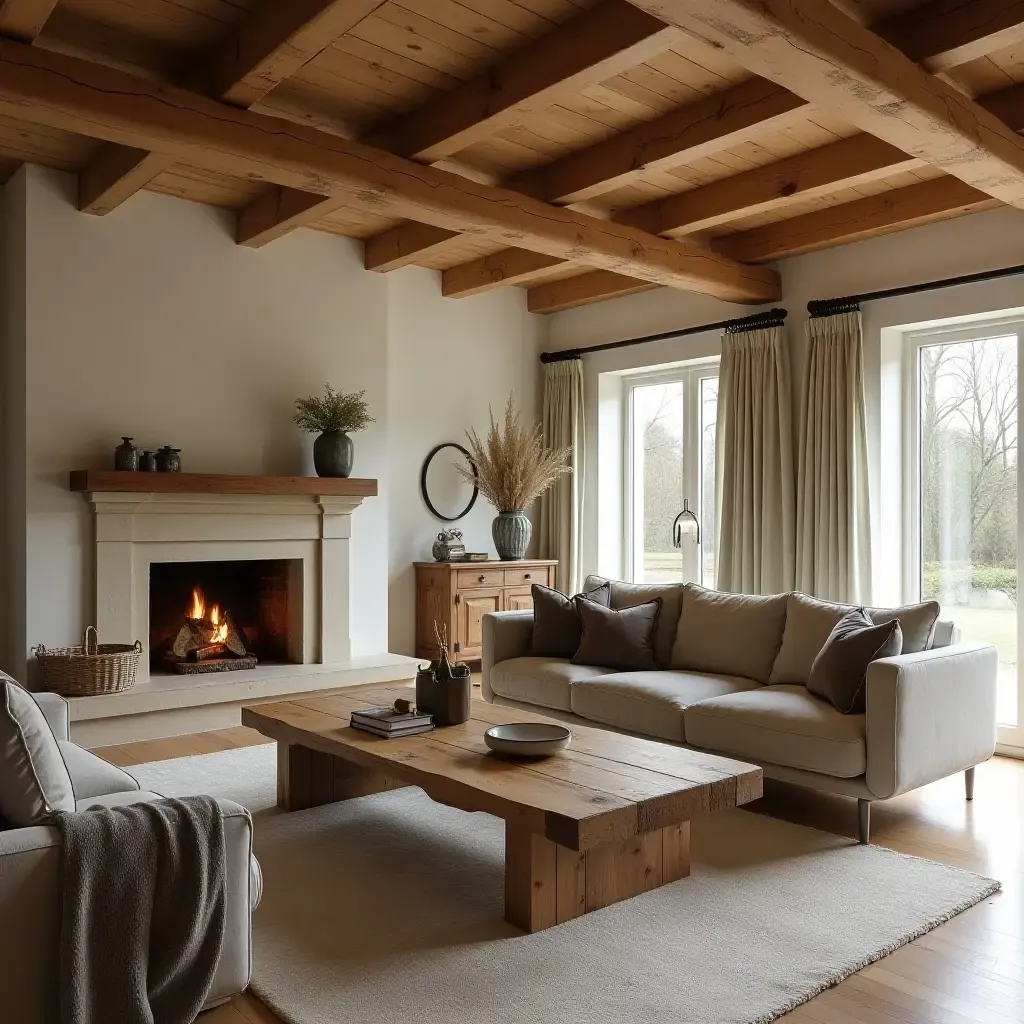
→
(478, 574, 485, 582)
(524, 572, 532, 579)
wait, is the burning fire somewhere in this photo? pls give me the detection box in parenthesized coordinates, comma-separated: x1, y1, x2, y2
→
(188, 587, 229, 644)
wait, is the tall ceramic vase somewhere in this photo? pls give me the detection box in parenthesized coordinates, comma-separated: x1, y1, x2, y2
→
(492, 510, 531, 561)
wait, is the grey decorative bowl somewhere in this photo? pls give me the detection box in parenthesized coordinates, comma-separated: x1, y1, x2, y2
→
(484, 722, 571, 757)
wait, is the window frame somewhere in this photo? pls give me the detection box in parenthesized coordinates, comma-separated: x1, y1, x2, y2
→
(902, 315, 1024, 751)
(622, 359, 720, 586)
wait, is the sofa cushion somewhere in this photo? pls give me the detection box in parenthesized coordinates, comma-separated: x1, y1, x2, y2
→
(806, 610, 902, 714)
(571, 670, 761, 742)
(0, 675, 76, 825)
(59, 741, 140, 800)
(670, 585, 788, 684)
(684, 685, 866, 777)
(770, 593, 941, 684)
(584, 576, 684, 667)
(530, 582, 611, 659)
(573, 598, 662, 672)
(488, 657, 615, 712)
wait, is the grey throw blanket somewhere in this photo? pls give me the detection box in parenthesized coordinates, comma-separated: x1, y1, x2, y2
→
(53, 796, 226, 1024)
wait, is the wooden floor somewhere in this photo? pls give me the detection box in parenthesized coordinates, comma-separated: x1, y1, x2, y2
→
(98, 730, 1024, 1024)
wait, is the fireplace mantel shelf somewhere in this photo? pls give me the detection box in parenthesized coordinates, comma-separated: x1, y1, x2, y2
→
(70, 470, 378, 497)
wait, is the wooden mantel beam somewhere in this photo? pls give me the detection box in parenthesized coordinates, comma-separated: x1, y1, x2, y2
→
(78, 0, 386, 216)
(625, 0, 1024, 207)
(0, 0, 57, 42)
(244, 0, 681, 248)
(372, 0, 1024, 276)
(0, 39, 779, 303)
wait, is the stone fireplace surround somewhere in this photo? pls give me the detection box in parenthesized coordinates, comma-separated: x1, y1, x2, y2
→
(70, 472, 416, 746)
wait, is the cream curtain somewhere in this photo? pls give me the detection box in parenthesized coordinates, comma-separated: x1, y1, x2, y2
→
(539, 359, 585, 594)
(715, 325, 796, 594)
(795, 310, 872, 603)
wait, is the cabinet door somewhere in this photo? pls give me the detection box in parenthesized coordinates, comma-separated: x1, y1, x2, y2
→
(504, 587, 534, 612)
(455, 588, 502, 659)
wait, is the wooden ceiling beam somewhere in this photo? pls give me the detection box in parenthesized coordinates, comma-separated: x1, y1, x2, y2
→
(475, 80, 1024, 304)
(236, 186, 346, 247)
(0, 0, 57, 42)
(713, 177, 1000, 264)
(367, 0, 681, 163)
(246, 0, 680, 250)
(0, 39, 778, 303)
(881, 0, 1024, 73)
(528, 272, 659, 314)
(370, 0, 1024, 275)
(626, 0, 1024, 207)
(364, 223, 467, 272)
(78, 0, 384, 217)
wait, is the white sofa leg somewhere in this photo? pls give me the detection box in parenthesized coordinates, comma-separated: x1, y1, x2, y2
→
(965, 766, 975, 801)
(858, 799, 871, 844)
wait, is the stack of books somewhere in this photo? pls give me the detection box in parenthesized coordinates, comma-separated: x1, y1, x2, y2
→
(350, 706, 434, 738)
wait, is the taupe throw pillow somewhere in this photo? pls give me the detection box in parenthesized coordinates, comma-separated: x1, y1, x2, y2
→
(583, 576, 683, 667)
(671, 585, 788, 683)
(530, 582, 611, 659)
(572, 598, 662, 672)
(806, 610, 903, 714)
(771, 593, 940, 685)
(0, 674, 76, 826)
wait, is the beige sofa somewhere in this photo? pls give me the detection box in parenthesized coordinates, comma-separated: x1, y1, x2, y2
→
(481, 579, 999, 843)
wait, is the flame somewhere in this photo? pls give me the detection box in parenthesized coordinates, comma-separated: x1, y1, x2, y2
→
(188, 587, 229, 644)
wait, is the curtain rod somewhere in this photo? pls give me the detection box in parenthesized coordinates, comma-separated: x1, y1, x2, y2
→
(538, 308, 788, 363)
(808, 263, 1024, 318)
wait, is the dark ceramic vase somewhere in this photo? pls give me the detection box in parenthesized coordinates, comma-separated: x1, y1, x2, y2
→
(313, 431, 354, 478)
(492, 510, 531, 560)
(114, 437, 138, 471)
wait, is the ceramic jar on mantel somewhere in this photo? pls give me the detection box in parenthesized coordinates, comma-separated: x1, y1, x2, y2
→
(492, 510, 531, 561)
(313, 430, 354, 478)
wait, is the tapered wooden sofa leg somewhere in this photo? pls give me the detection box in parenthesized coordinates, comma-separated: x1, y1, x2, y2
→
(858, 799, 871, 844)
(965, 766, 976, 801)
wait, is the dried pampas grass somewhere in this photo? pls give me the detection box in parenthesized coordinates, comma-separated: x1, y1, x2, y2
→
(459, 397, 571, 512)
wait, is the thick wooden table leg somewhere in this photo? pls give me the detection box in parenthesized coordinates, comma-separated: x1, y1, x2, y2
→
(276, 742, 405, 811)
(504, 822, 691, 933)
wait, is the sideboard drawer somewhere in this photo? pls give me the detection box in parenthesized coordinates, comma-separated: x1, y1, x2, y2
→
(457, 568, 504, 589)
(504, 567, 544, 587)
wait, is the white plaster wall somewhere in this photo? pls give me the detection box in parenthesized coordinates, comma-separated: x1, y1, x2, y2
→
(546, 207, 1024, 592)
(9, 166, 392, 675)
(386, 267, 544, 654)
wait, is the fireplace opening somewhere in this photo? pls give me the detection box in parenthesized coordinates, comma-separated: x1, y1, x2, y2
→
(149, 559, 302, 675)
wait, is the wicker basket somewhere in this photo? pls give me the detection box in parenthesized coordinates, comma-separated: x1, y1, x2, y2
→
(33, 626, 143, 697)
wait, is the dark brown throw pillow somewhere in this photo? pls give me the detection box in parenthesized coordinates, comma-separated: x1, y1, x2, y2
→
(530, 582, 611, 659)
(806, 609, 903, 715)
(572, 597, 662, 672)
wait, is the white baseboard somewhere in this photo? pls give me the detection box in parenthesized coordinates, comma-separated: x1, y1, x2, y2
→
(995, 742, 1024, 759)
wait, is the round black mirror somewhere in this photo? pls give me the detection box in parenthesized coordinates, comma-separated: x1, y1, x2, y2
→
(421, 443, 479, 522)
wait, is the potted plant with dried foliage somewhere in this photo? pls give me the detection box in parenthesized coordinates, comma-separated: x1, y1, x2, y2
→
(459, 396, 571, 560)
(294, 385, 375, 478)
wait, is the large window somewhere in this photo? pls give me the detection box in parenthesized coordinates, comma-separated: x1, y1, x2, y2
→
(625, 364, 719, 586)
(907, 319, 1022, 744)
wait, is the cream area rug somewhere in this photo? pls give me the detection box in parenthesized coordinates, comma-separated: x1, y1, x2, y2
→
(133, 745, 1000, 1024)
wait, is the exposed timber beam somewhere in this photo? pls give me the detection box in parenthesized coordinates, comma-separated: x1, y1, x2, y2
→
(880, 0, 1024, 73)
(712, 177, 999, 264)
(625, 0, 1024, 207)
(0, 0, 57, 42)
(0, 39, 778, 303)
(247, 0, 681, 250)
(236, 186, 345, 247)
(367, 0, 680, 163)
(528, 272, 659, 314)
(370, 0, 1024, 274)
(78, 0, 384, 216)
(365, 222, 468, 272)
(478, 80, 1024, 304)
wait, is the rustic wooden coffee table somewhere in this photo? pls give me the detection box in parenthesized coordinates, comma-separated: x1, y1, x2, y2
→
(242, 685, 762, 933)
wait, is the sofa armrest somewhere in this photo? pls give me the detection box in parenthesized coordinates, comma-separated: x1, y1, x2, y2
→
(32, 692, 69, 741)
(865, 642, 998, 800)
(481, 611, 534, 702)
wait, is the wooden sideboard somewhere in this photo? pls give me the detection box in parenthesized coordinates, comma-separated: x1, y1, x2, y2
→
(414, 559, 558, 662)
